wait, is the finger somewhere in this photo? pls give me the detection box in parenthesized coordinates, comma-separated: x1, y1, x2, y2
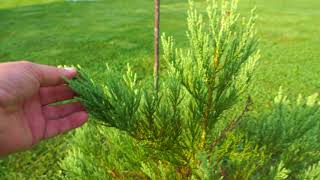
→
(42, 102, 85, 120)
(44, 111, 88, 139)
(40, 85, 75, 105)
(32, 63, 77, 87)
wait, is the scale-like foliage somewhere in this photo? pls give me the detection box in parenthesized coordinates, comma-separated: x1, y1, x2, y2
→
(61, 0, 320, 178)
(65, 0, 259, 178)
(299, 161, 320, 179)
(236, 90, 320, 178)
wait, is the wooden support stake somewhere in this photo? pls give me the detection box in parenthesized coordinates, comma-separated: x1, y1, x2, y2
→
(154, 0, 160, 90)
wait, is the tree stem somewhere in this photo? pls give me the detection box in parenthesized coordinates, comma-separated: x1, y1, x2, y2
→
(154, 0, 160, 90)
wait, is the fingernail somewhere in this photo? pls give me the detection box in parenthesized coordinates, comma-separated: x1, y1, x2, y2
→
(63, 67, 77, 77)
(64, 67, 76, 71)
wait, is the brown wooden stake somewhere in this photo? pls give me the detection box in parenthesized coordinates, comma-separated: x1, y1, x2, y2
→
(154, 0, 160, 90)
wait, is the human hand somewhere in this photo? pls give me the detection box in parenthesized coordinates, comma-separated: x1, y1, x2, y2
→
(0, 61, 88, 156)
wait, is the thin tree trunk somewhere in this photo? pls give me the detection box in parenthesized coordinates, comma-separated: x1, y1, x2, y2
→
(154, 0, 160, 90)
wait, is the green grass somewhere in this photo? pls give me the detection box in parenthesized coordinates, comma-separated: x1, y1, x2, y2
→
(0, 0, 62, 9)
(0, 0, 319, 178)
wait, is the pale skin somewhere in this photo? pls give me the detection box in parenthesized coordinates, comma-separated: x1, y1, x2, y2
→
(0, 61, 88, 156)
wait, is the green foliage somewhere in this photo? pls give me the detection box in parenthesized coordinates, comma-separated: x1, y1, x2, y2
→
(237, 90, 320, 178)
(66, 0, 259, 178)
(299, 161, 320, 180)
(0, 135, 68, 179)
(268, 161, 290, 180)
(214, 132, 268, 179)
(64, 0, 320, 178)
(60, 124, 146, 179)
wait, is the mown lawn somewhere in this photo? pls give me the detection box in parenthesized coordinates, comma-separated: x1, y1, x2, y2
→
(0, 0, 319, 178)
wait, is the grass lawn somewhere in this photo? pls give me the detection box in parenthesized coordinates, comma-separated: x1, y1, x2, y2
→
(0, 0, 319, 178)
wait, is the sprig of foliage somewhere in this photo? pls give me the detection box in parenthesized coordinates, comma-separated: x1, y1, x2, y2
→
(236, 90, 320, 178)
(66, 0, 259, 178)
(299, 161, 320, 179)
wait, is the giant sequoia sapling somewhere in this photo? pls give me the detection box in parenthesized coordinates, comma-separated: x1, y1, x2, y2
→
(67, 0, 260, 177)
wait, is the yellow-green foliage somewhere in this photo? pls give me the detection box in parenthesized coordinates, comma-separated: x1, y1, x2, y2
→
(214, 132, 268, 179)
(239, 90, 320, 178)
(299, 161, 320, 180)
(0, 135, 69, 179)
(65, 0, 259, 178)
(61, 123, 145, 179)
(63, 0, 320, 178)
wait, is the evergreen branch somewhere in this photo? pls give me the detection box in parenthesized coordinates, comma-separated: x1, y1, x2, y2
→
(63, 0, 261, 178)
(210, 96, 252, 151)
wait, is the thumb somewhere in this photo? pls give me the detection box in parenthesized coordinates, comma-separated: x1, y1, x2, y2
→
(31, 63, 77, 87)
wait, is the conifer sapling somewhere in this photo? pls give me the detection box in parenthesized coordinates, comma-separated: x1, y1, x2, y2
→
(67, 0, 260, 177)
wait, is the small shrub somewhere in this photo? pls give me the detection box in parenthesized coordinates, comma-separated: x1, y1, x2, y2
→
(65, 0, 259, 178)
